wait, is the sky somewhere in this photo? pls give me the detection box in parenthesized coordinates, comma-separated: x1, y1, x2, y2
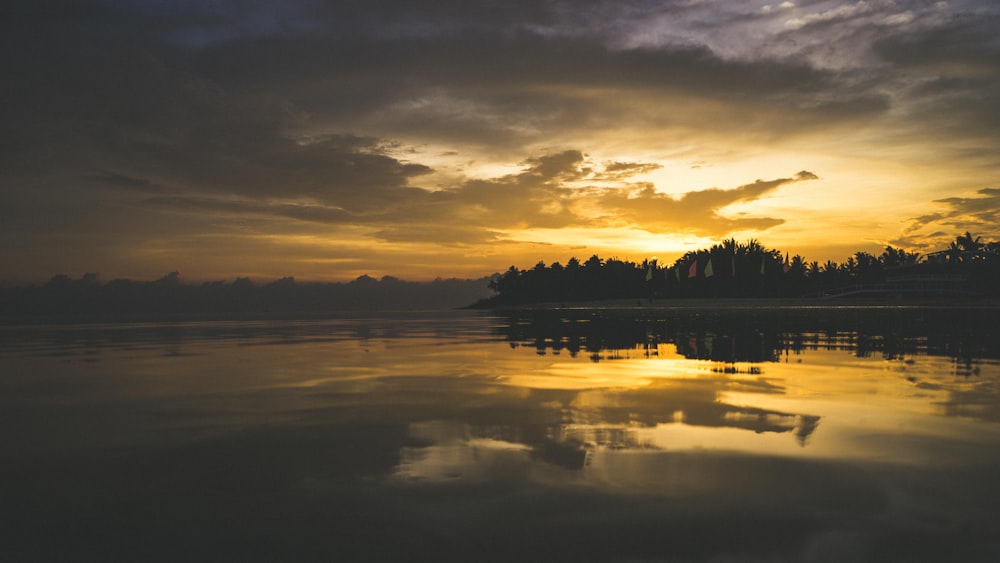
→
(2, 0, 999, 282)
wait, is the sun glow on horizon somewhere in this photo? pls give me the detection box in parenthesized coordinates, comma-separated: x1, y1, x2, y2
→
(2, 0, 998, 283)
(502, 227, 714, 263)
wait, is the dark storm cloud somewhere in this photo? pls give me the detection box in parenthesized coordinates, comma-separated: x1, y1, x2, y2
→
(195, 32, 827, 97)
(157, 1, 896, 156)
(871, 11, 1000, 148)
(3, 0, 998, 279)
(140, 195, 353, 224)
(0, 0, 884, 185)
(0, 23, 432, 206)
(85, 171, 171, 194)
(128, 147, 809, 244)
(6, 0, 991, 158)
(190, 31, 848, 151)
(873, 10, 1000, 70)
(135, 150, 589, 237)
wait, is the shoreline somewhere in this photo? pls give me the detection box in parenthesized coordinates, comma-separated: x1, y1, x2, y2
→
(480, 295, 1000, 312)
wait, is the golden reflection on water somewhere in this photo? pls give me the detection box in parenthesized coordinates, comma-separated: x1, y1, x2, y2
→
(4, 314, 1000, 476)
(4, 312, 1000, 561)
(383, 332, 1000, 487)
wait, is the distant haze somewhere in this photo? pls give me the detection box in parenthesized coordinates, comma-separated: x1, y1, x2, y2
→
(0, 274, 494, 317)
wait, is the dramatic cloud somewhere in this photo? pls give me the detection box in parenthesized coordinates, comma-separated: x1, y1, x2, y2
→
(898, 188, 1000, 250)
(1, 0, 998, 281)
(595, 171, 818, 235)
(127, 148, 810, 244)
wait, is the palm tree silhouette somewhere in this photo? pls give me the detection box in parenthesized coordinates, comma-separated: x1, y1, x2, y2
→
(956, 231, 984, 252)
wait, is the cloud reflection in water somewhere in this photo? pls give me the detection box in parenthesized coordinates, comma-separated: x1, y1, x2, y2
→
(2, 308, 999, 561)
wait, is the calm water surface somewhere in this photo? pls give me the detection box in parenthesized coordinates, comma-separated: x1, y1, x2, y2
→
(2, 307, 999, 562)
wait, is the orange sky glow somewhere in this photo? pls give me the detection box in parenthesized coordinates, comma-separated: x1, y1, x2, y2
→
(2, 1, 998, 282)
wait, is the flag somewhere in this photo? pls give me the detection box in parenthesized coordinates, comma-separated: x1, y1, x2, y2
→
(645, 266, 653, 282)
(704, 258, 714, 278)
(688, 260, 697, 278)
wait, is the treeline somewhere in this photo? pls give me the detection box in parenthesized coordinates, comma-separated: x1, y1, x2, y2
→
(478, 233, 1000, 305)
(0, 272, 493, 318)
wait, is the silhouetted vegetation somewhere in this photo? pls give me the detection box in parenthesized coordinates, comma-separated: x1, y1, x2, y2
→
(0, 273, 493, 319)
(477, 234, 1000, 306)
(3, 233, 998, 318)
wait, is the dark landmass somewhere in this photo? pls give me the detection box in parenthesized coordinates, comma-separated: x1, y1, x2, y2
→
(0, 272, 493, 321)
(483, 295, 1000, 312)
(4, 233, 997, 319)
(473, 234, 1000, 308)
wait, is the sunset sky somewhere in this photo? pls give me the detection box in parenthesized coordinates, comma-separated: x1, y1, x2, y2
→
(2, 0, 999, 282)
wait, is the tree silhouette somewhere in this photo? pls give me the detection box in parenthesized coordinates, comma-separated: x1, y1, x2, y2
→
(957, 231, 984, 252)
(3, 232, 997, 315)
(474, 232, 998, 305)
(879, 246, 920, 268)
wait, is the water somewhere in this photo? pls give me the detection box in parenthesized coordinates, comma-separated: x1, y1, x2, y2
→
(2, 307, 999, 562)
